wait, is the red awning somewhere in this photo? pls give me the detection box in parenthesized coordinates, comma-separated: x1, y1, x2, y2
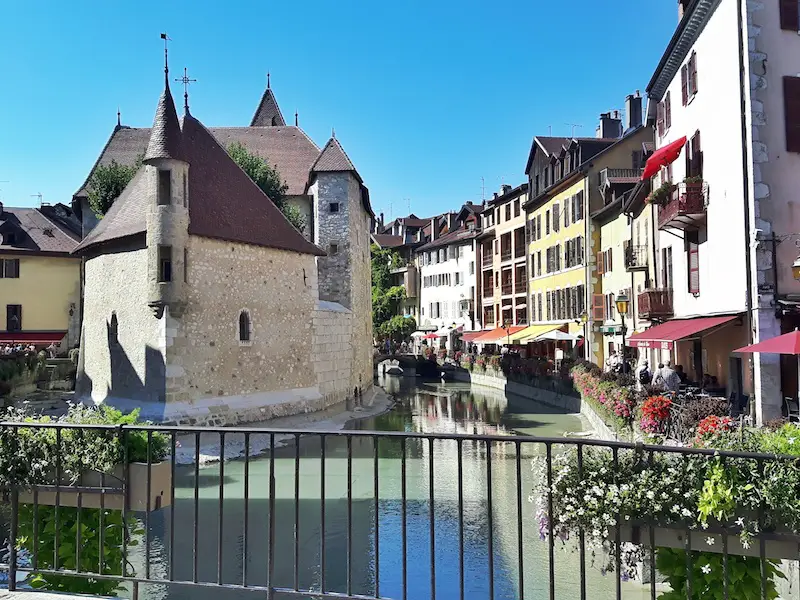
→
(641, 136, 687, 180)
(460, 331, 486, 342)
(735, 330, 800, 355)
(0, 331, 66, 345)
(626, 315, 740, 350)
(473, 326, 525, 344)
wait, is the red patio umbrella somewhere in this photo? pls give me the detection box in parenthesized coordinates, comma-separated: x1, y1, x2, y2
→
(423, 333, 439, 340)
(734, 329, 800, 355)
(641, 136, 687, 180)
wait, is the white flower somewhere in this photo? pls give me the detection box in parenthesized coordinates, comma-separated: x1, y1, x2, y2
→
(742, 539, 751, 549)
(706, 537, 715, 546)
(671, 505, 681, 513)
(789, 438, 796, 445)
(646, 490, 655, 500)
(701, 564, 712, 574)
(701, 522, 709, 530)
(682, 508, 693, 518)
(736, 516, 745, 527)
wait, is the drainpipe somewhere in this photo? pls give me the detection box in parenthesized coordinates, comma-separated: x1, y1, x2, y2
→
(737, 0, 756, 401)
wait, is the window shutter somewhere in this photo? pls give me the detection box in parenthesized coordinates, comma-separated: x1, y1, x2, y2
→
(657, 102, 665, 136)
(553, 203, 560, 232)
(784, 76, 800, 152)
(577, 236, 584, 264)
(564, 200, 570, 228)
(607, 249, 613, 273)
(592, 293, 605, 321)
(577, 191, 584, 220)
(596, 251, 604, 275)
(681, 64, 689, 106)
(689, 52, 698, 96)
(665, 92, 672, 129)
(688, 241, 700, 294)
(780, 0, 799, 30)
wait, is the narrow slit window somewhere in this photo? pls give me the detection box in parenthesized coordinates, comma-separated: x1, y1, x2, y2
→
(239, 311, 251, 342)
(158, 170, 171, 206)
(158, 246, 172, 282)
(183, 248, 188, 282)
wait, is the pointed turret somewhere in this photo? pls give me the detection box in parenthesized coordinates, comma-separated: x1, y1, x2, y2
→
(250, 75, 286, 126)
(144, 74, 184, 162)
(312, 137, 358, 174)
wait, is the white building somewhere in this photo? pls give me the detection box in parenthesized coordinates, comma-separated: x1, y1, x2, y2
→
(416, 206, 482, 350)
(630, 0, 800, 422)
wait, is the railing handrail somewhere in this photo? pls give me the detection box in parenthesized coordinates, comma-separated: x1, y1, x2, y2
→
(0, 420, 796, 462)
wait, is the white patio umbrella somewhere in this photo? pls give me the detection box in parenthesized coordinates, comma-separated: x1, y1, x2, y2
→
(535, 330, 580, 342)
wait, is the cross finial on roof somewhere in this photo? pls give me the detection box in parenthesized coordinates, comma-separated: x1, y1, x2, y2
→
(175, 67, 197, 114)
(160, 33, 171, 83)
(295, 110, 298, 126)
(117, 107, 121, 127)
(267, 71, 271, 89)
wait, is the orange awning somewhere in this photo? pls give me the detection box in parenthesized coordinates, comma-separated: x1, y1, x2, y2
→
(473, 326, 525, 344)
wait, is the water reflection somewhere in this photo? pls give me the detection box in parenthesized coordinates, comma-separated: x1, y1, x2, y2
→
(134, 378, 652, 600)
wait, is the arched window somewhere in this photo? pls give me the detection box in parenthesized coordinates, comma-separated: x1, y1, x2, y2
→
(238, 310, 251, 343)
(109, 312, 119, 345)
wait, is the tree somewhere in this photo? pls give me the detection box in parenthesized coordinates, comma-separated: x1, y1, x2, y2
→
(371, 244, 411, 338)
(87, 158, 141, 217)
(381, 315, 417, 342)
(227, 142, 306, 232)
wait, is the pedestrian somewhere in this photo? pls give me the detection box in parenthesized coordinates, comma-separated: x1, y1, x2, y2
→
(655, 360, 681, 392)
(636, 359, 652, 390)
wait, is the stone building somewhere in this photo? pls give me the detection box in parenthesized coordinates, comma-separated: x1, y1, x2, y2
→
(73, 68, 373, 425)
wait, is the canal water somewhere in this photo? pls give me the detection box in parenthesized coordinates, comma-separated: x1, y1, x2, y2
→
(137, 378, 654, 600)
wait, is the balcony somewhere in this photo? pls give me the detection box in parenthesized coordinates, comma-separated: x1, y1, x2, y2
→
(638, 288, 674, 320)
(657, 181, 708, 230)
(623, 241, 648, 271)
(501, 282, 513, 295)
(481, 288, 494, 302)
(599, 168, 644, 190)
(515, 281, 527, 294)
(500, 249, 512, 262)
(481, 253, 493, 268)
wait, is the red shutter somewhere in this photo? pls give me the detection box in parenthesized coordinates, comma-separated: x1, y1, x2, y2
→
(681, 64, 689, 106)
(784, 76, 800, 152)
(596, 251, 605, 275)
(592, 293, 604, 321)
(780, 0, 799, 30)
(688, 242, 700, 295)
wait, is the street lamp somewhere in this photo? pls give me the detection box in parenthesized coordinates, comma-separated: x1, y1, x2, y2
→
(615, 292, 630, 361)
(793, 254, 800, 280)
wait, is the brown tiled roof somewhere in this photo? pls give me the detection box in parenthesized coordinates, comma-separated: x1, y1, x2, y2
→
(535, 136, 572, 156)
(250, 87, 286, 127)
(0, 205, 81, 255)
(417, 227, 479, 251)
(74, 125, 320, 198)
(311, 137, 358, 174)
(76, 109, 326, 257)
(144, 79, 184, 162)
(371, 234, 404, 248)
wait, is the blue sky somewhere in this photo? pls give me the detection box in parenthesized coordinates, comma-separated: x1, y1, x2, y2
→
(0, 0, 676, 218)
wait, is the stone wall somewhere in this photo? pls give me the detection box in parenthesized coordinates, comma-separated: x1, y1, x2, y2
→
(312, 172, 352, 307)
(77, 241, 166, 406)
(452, 369, 580, 412)
(165, 236, 319, 408)
(312, 301, 354, 404)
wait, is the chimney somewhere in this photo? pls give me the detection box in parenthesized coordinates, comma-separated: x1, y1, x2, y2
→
(625, 91, 643, 132)
(379, 212, 384, 228)
(500, 184, 512, 195)
(493, 192, 499, 200)
(447, 212, 455, 230)
(431, 218, 439, 240)
(466, 200, 473, 205)
(596, 111, 623, 139)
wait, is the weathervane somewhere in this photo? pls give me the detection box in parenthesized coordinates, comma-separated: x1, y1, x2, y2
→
(175, 67, 196, 112)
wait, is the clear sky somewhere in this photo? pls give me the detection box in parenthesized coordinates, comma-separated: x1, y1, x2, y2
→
(0, 0, 676, 218)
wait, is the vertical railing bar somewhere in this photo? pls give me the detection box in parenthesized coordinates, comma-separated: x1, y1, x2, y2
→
(457, 438, 465, 600)
(486, 440, 495, 600)
(613, 446, 621, 600)
(546, 442, 555, 600)
(32, 488, 39, 573)
(145, 429, 152, 580)
(121, 426, 130, 582)
(758, 458, 767, 600)
(647, 450, 656, 600)
(99, 460, 105, 577)
(76, 488, 82, 572)
(401, 436, 408, 600)
(293, 432, 300, 592)
(347, 434, 353, 598)
(54, 427, 62, 570)
(428, 437, 436, 600)
(193, 432, 200, 584)
(721, 455, 729, 600)
(577, 443, 586, 600)
(320, 434, 327, 595)
(169, 431, 176, 581)
(373, 435, 380, 600)
(243, 431, 250, 588)
(685, 456, 693, 600)
(217, 431, 225, 586)
(267, 433, 276, 600)
(8, 485, 18, 591)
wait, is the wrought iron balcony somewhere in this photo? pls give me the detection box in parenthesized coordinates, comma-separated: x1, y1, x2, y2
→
(599, 168, 644, 191)
(481, 253, 494, 268)
(623, 241, 648, 271)
(657, 181, 708, 230)
(501, 282, 513, 295)
(638, 288, 674, 320)
(501, 249, 512, 262)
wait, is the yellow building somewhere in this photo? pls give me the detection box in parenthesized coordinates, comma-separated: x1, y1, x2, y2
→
(0, 204, 81, 348)
(522, 107, 653, 363)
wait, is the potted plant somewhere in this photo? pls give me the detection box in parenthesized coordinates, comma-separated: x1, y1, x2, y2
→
(646, 181, 676, 206)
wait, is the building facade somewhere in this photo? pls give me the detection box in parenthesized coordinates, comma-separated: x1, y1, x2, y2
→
(0, 204, 82, 349)
(477, 184, 529, 331)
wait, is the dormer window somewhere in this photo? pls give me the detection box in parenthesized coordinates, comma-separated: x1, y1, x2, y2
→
(158, 170, 171, 206)
(4, 232, 16, 246)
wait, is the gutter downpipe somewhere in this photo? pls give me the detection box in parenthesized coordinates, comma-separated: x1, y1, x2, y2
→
(737, 0, 756, 415)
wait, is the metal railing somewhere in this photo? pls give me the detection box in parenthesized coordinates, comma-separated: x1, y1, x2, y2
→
(481, 254, 493, 268)
(623, 241, 648, 270)
(500, 249, 512, 262)
(638, 288, 673, 320)
(0, 421, 797, 599)
(501, 282, 513, 295)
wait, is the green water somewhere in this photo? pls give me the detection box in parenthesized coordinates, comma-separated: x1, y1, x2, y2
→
(135, 377, 656, 599)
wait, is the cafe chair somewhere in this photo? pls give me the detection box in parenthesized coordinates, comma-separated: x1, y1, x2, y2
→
(784, 397, 800, 423)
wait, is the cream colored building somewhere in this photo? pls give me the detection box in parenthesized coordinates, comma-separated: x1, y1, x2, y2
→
(477, 184, 529, 330)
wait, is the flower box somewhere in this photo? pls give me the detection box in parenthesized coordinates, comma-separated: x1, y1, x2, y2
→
(18, 461, 172, 512)
(614, 522, 800, 561)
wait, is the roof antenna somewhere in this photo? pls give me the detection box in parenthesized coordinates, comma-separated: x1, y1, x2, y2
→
(332, 127, 336, 139)
(31, 193, 42, 207)
(565, 123, 583, 137)
(548, 125, 552, 136)
(160, 33, 171, 83)
(175, 67, 196, 114)
(481, 176, 485, 201)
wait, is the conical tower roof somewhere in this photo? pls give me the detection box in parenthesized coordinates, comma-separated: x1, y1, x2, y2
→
(144, 75, 184, 162)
